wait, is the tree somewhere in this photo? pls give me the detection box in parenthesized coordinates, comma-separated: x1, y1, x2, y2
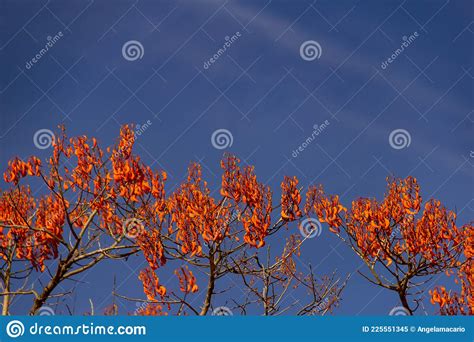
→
(306, 176, 471, 315)
(430, 228, 473, 315)
(1, 125, 345, 315)
(127, 156, 346, 315)
(0, 125, 148, 314)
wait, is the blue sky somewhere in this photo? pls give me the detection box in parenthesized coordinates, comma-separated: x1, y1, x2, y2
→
(0, 0, 472, 315)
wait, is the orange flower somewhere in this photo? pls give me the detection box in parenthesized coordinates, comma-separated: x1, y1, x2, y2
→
(3, 157, 42, 185)
(174, 266, 199, 293)
(220, 154, 242, 202)
(281, 176, 302, 221)
(138, 268, 166, 301)
(137, 229, 166, 270)
(305, 185, 346, 232)
(241, 184, 272, 248)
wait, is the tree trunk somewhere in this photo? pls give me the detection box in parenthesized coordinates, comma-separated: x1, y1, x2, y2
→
(2, 257, 12, 315)
(398, 290, 413, 315)
(29, 262, 65, 315)
(200, 253, 215, 315)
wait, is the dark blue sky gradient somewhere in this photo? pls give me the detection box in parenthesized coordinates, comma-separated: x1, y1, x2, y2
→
(0, 0, 472, 315)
